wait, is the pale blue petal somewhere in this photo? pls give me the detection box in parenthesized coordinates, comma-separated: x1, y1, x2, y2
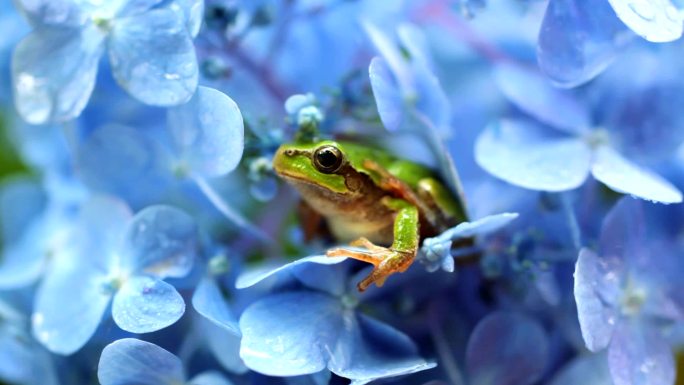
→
(77, 125, 175, 207)
(175, 0, 204, 37)
(574, 248, 619, 352)
(0, 241, 47, 289)
(475, 120, 591, 191)
(113, 0, 164, 18)
(285, 371, 331, 385)
(14, 0, 91, 27)
(494, 63, 590, 133)
(537, 0, 632, 87)
(591, 146, 682, 204)
(235, 255, 347, 289)
(550, 353, 612, 385)
(202, 317, 247, 374)
(32, 264, 111, 355)
(189, 371, 234, 385)
(239, 291, 343, 376)
(329, 314, 436, 385)
(0, 177, 45, 242)
(362, 21, 412, 92)
(466, 312, 548, 385)
(107, 6, 198, 106)
(98, 338, 185, 385)
(0, 327, 33, 384)
(437, 213, 519, 242)
(75, 196, 133, 269)
(285, 93, 316, 115)
(192, 277, 240, 335)
(167, 86, 244, 178)
(12, 26, 104, 124)
(112, 276, 185, 333)
(607, 0, 682, 42)
(599, 197, 646, 264)
(121, 205, 197, 278)
(608, 322, 674, 385)
(369, 57, 403, 132)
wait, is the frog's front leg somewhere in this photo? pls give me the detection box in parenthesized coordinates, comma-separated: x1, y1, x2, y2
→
(327, 197, 419, 291)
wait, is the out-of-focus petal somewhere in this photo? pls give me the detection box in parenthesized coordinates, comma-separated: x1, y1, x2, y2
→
(475, 120, 591, 191)
(14, 0, 91, 27)
(121, 205, 196, 278)
(98, 338, 185, 385)
(329, 314, 436, 385)
(537, 0, 632, 88)
(599, 197, 646, 264)
(607, 0, 682, 42)
(107, 6, 198, 106)
(239, 291, 343, 376)
(574, 248, 619, 352)
(0, 177, 45, 242)
(189, 371, 234, 385)
(369, 57, 403, 132)
(550, 353, 612, 385)
(12, 26, 103, 124)
(201, 318, 248, 374)
(494, 63, 590, 134)
(192, 277, 240, 335)
(167, 86, 244, 178)
(437, 213, 519, 242)
(607, 322, 674, 385)
(591, 146, 682, 204)
(363, 21, 412, 93)
(32, 264, 111, 355)
(465, 312, 548, 385)
(112, 275, 185, 333)
(174, 0, 204, 37)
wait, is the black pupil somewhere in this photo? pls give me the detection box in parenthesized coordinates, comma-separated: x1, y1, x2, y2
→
(316, 148, 338, 169)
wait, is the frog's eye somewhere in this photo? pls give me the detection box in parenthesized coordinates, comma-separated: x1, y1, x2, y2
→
(313, 145, 343, 173)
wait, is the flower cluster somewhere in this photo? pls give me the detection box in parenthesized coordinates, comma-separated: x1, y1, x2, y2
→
(2, 1, 684, 385)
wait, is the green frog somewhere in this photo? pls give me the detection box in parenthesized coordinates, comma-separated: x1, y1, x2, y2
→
(273, 139, 467, 291)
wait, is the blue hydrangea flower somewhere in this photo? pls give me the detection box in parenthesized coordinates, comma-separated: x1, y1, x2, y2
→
(236, 256, 436, 385)
(11, 0, 203, 124)
(465, 312, 549, 385)
(98, 338, 234, 385)
(475, 63, 682, 204)
(32, 196, 197, 355)
(574, 198, 681, 385)
(538, 0, 684, 87)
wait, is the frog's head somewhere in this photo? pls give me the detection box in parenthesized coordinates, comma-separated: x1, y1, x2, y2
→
(273, 140, 350, 194)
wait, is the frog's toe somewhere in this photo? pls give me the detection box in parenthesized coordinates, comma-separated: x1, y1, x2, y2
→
(325, 247, 385, 265)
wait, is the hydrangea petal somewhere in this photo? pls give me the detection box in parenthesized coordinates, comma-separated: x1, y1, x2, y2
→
(329, 314, 436, 385)
(201, 318, 248, 374)
(591, 146, 682, 204)
(607, 322, 674, 385)
(98, 338, 185, 385)
(369, 57, 403, 132)
(550, 353, 612, 385)
(0, 177, 46, 242)
(465, 312, 548, 385)
(75, 196, 133, 269)
(107, 6, 198, 106)
(192, 277, 240, 335)
(599, 197, 646, 263)
(494, 63, 590, 134)
(32, 264, 111, 355)
(121, 205, 197, 278)
(0, 241, 47, 289)
(77, 125, 175, 208)
(12, 25, 103, 124)
(14, 0, 91, 27)
(574, 248, 619, 352)
(167, 86, 244, 177)
(475, 120, 591, 191)
(438, 213, 519, 241)
(175, 0, 204, 37)
(537, 0, 632, 87)
(112, 275, 185, 333)
(0, 327, 34, 384)
(235, 255, 347, 289)
(363, 21, 412, 93)
(607, 0, 682, 42)
(239, 291, 343, 376)
(189, 371, 234, 385)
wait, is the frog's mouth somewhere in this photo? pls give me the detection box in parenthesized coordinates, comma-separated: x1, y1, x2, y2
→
(273, 147, 349, 194)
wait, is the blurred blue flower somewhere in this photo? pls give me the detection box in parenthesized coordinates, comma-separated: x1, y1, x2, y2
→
(11, 0, 203, 124)
(98, 338, 233, 385)
(574, 197, 682, 385)
(476, 63, 682, 204)
(236, 256, 436, 384)
(32, 196, 197, 354)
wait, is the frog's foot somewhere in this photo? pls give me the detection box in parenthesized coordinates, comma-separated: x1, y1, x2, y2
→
(326, 237, 415, 291)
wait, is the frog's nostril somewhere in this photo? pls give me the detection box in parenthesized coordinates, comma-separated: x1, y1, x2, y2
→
(284, 149, 295, 156)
